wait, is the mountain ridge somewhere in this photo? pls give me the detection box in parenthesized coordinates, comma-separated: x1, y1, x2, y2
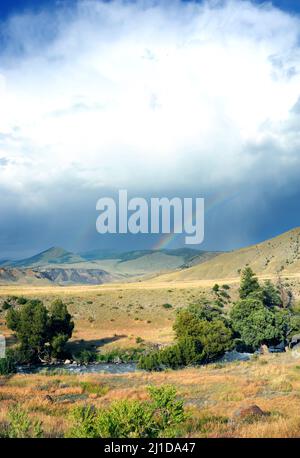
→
(153, 227, 300, 281)
(0, 246, 221, 284)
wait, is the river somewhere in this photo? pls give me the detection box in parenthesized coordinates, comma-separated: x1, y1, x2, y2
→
(16, 350, 253, 375)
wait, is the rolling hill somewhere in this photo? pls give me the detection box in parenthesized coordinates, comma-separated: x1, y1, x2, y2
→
(0, 267, 114, 285)
(2, 247, 86, 268)
(0, 247, 220, 284)
(153, 227, 300, 282)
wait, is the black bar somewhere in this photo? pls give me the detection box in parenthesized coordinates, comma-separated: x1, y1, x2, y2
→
(0, 438, 299, 456)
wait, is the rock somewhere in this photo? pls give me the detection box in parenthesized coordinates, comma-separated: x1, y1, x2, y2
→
(292, 343, 300, 359)
(233, 404, 265, 421)
(260, 345, 269, 355)
(44, 394, 54, 404)
(64, 359, 71, 365)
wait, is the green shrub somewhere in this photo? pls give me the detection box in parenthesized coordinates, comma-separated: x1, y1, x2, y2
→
(74, 349, 97, 365)
(68, 385, 185, 438)
(97, 399, 155, 438)
(138, 352, 162, 371)
(80, 382, 109, 396)
(140, 301, 233, 371)
(239, 267, 260, 299)
(6, 298, 74, 363)
(0, 355, 16, 375)
(68, 405, 97, 438)
(2, 301, 12, 310)
(16, 297, 28, 305)
(97, 347, 144, 363)
(148, 385, 185, 435)
(136, 337, 144, 344)
(162, 303, 173, 309)
(6, 405, 43, 438)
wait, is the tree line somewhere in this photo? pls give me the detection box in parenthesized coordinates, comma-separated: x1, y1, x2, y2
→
(138, 268, 300, 370)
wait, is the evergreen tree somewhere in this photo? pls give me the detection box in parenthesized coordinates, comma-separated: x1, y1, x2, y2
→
(239, 267, 260, 299)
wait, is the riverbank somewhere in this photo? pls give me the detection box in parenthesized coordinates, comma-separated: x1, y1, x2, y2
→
(1, 352, 300, 438)
(15, 351, 253, 375)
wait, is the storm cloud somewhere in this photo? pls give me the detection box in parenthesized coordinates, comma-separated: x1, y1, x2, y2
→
(0, 0, 300, 256)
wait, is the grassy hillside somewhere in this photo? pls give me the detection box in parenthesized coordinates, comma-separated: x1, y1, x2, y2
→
(6, 247, 86, 268)
(154, 227, 300, 281)
(0, 248, 220, 284)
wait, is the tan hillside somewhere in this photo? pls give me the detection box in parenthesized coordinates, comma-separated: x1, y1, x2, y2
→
(153, 227, 300, 281)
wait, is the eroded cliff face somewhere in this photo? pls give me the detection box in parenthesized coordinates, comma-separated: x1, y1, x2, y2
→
(0, 267, 115, 285)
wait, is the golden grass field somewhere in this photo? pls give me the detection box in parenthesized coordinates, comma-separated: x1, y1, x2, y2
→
(1, 274, 300, 438)
(1, 273, 299, 350)
(1, 353, 300, 437)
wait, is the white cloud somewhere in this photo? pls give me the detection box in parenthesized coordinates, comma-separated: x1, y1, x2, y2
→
(0, 0, 300, 204)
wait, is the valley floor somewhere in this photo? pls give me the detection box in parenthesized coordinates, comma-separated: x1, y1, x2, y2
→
(1, 352, 300, 437)
(1, 277, 300, 438)
(1, 274, 300, 352)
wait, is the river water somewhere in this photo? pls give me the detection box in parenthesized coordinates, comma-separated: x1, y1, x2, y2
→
(17, 351, 252, 375)
(18, 362, 138, 375)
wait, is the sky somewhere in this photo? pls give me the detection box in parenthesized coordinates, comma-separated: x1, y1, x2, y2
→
(1, 0, 300, 258)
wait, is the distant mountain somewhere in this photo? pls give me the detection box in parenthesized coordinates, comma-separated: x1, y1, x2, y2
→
(118, 248, 203, 263)
(79, 248, 203, 263)
(154, 227, 300, 281)
(79, 249, 122, 261)
(79, 248, 220, 276)
(4, 247, 86, 268)
(0, 267, 115, 285)
(0, 246, 221, 284)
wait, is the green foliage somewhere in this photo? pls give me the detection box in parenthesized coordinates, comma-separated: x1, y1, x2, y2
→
(140, 301, 232, 371)
(6, 298, 74, 363)
(239, 267, 260, 299)
(173, 308, 203, 340)
(173, 307, 232, 362)
(176, 336, 201, 366)
(80, 382, 109, 396)
(148, 385, 185, 436)
(212, 284, 219, 293)
(97, 399, 155, 438)
(230, 297, 299, 350)
(97, 347, 145, 363)
(6, 405, 43, 438)
(2, 300, 12, 310)
(0, 355, 16, 375)
(138, 351, 162, 371)
(222, 284, 230, 290)
(197, 319, 233, 362)
(231, 269, 300, 350)
(162, 303, 173, 309)
(212, 284, 231, 307)
(16, 296, 28, 305)
(68, 385, 185, 438)
(186, 300, 224, 322)
(74, 349, 97, 365)
(261, 280, 281, 308)
(48, 299, 74, 357)
(158, 344, 183, 369)
(6, 300, 49, 362)
(68, 405, 98, 438)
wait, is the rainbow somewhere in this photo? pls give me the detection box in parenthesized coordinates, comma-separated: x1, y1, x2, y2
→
(76, 190, 239, 251)
(153, 191, 239, 250)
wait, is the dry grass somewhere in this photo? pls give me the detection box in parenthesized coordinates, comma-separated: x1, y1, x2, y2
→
(1, 353, 300, 437)
(0, 283, 220, 350)
(1, 279, 300, 438)
(1, 275, 299, 351)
